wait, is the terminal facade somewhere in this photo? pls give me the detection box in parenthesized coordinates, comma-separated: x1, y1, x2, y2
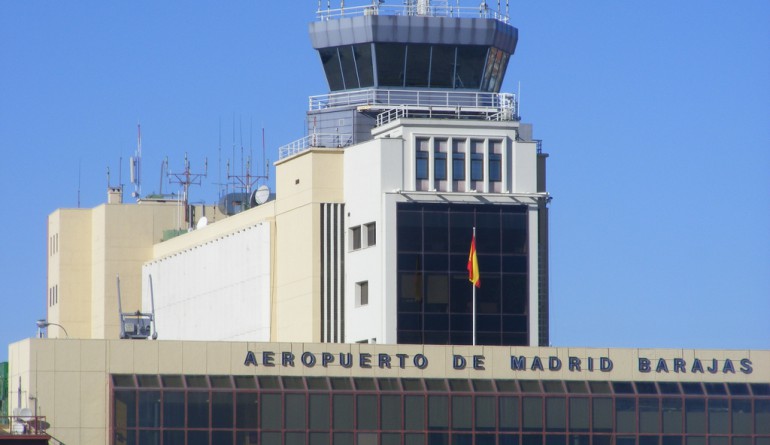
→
(3, 2, 769, 445)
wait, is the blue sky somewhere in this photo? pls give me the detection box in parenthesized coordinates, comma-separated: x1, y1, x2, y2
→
(1, 1, 768, 361)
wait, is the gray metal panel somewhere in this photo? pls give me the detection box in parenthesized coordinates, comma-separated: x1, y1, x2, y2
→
(307, 107, 377, 147)
(310, 15, 517, 54)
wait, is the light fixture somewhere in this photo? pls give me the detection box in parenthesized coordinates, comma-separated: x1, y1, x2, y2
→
(36, 319, 69, 338)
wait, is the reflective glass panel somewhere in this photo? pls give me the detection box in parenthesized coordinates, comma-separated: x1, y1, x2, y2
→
(430, 45, 455, 88)
(114, 390, 136, 429)
(662, 398, 683, 434)
(455, 45, 487, 89)
(428, 395, 449, 430)
(569, 398, 589, 432)
(376, 43, 406, 86)
(731, 399, 752, 434)
(212, 432, 232, 445)
(405, 395, 426, 430)
(685, 399, 706, 433)
(500, 396, 520, 431)
(161, 375, 184, 388)
(756, 399, 770, 434)
(163, 431, 184, 445)
(353, 44, 374, 88)
(137, 375, 159, 388)
(381, 395, 401, 430)
(639, 398, 660, 433)
(592, 398, 612, 432)
(113, 375, 135, 387)
(261, 393, 282, 430)
(187, 391, 209, 428)
(212, 391, 233, 429)
(616, 398, 636, 433)
(489, 153, 502, 182)
(405, 44, 431, 87)
(319, 47, 344, 91)
(286, 394, 306, 430)
(435, 151, 447, 180)
(333, 394, 354, 430)
(138, 391, 161, 428)
(476, 396, 496, 431)
(138, 431, 160, 445)
(545, 397, 566, 432)
(236, 392, 258, 429)
(523, 397, 543, 431)
(357, 394, 377, 430)
(309, 394, 330, 430)
(453, 152, 465, 181)
(339, 45, 359, 89)
(708, 398, 728, 434)
(163, 391, 185, 428)
(452, 396, 472, 430)
(416, 151, 429, 180)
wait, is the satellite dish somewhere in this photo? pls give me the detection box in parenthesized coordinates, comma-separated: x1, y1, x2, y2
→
(19, 407, 34, 422)
(251, 184, 271, 207)
(195, 216, 208, 229)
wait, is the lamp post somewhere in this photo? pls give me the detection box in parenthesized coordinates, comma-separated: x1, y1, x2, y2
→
(35, 319, 69, 338)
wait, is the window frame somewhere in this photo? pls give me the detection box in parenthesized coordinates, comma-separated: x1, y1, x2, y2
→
(356, 281, 369, 307)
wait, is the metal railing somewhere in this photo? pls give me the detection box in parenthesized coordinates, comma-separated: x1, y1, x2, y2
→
(375, 105, 518, 127)
(0, 415, 47, 436)
(310, 89, 516, 113)
(316, 3, 509, 24)
(278, 133, 354, 159)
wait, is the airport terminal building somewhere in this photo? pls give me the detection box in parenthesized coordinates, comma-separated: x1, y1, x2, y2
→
(3, 2, 769, 444)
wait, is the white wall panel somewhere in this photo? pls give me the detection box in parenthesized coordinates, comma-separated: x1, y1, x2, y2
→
(142, 223, 271, 341)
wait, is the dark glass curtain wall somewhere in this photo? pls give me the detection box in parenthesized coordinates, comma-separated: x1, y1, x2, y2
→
(112, 375, 770, 445)
(318, 43, 510, 92)
(396, 202, 529, 346)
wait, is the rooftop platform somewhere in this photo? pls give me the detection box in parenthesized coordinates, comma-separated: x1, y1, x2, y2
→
(316, 2, 510, 24)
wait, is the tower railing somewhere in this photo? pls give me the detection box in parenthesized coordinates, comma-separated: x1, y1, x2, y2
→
(309, 88, 517, 114)
(278, 133, 354, 159)
(316, 3, 509, 24)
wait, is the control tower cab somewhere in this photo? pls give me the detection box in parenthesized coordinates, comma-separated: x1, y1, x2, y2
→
(282, 1, 521, 156)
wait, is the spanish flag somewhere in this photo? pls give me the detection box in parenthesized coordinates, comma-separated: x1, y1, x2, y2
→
(467, 235, 480, 288)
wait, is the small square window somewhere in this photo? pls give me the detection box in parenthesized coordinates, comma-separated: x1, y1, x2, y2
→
(350, 226, 362, 250)
(356, 281, 369, 306)
(364, 222, 376, 247)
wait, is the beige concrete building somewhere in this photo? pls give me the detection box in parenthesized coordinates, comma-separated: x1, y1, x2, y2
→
(46, 201, 183, 340)
(6, 339, 770, 445)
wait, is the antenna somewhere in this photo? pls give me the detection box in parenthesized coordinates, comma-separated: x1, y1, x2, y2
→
(218, 118, 223, 198)
(77, 159, 81, 208)
(131, 124, 142, 199)
(159, 157, 168, 196)
(168, 153, 208, 229)
(224, 116, 270, 209)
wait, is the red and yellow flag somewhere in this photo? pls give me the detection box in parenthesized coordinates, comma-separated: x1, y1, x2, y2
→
(467, 235, 480, 288)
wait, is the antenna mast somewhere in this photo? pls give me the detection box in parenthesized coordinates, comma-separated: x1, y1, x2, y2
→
(130, 124, 142, 199)
(227, 128, 269, 202)
(168, 153, 208, 229)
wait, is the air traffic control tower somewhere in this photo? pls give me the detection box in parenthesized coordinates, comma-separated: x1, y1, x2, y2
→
(277, 1, 550, 347)
(305, 0, 519, 146)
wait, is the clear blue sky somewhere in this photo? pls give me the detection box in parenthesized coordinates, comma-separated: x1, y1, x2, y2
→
(1, 1, 768, 361)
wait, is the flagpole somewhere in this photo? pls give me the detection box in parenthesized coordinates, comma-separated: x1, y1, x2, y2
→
(472, 226, 476, 346)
